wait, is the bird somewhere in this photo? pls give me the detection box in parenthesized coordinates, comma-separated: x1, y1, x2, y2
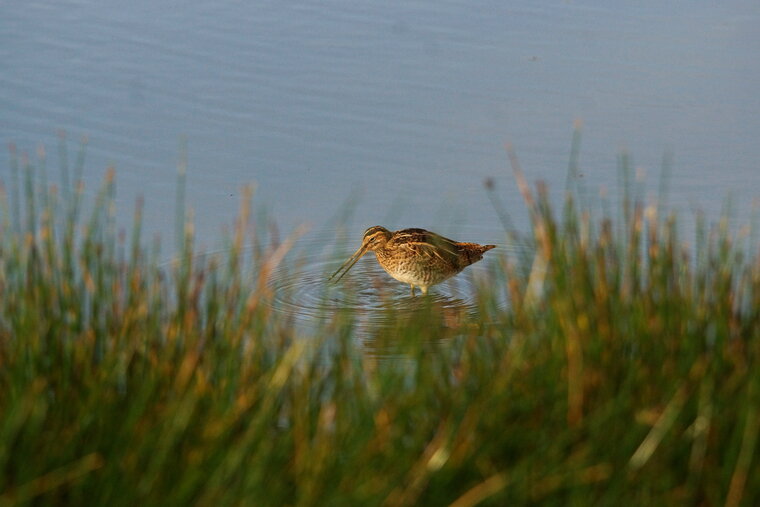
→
(329, 226, 496, 295)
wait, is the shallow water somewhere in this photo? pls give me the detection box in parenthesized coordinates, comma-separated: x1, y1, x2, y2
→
(2, 1, 759, 335)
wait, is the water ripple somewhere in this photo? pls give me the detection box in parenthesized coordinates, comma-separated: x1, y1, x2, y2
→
(264, 234, 517, 351)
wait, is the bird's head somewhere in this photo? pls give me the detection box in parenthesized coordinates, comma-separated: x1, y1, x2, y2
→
(328, 225, 391, 283)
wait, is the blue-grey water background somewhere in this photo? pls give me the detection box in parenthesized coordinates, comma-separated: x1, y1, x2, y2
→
(2, 1, 759, 323)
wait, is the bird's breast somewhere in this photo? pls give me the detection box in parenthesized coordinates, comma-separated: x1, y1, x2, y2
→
(373, 249, 459, 286)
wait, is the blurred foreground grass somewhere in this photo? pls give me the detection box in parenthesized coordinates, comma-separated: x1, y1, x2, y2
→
(0, 146, 758, 506)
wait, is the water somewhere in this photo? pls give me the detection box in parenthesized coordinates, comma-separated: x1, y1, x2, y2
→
(2, 1, 759, 331)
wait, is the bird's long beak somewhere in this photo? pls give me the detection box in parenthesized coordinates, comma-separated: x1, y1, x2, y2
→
(328, 242, 370, 283)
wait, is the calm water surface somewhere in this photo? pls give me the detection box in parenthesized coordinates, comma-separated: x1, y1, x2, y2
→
(2, 1, 759, 336)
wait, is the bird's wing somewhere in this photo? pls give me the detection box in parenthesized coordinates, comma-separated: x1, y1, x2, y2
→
(390, 229, 460, 266)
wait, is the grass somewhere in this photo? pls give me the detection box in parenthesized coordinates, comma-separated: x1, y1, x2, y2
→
(0, 140, 759, 506)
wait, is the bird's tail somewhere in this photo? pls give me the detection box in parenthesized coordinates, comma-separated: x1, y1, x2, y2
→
(458, 243, 496, 267)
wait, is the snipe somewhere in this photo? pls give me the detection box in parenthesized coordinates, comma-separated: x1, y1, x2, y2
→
(329, 226, 496, 295)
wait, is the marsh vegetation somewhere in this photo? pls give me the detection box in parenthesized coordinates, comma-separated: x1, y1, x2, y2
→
(1, 145, 758, 505)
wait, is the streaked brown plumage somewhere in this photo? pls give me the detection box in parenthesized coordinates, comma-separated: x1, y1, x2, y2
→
(329, 226, 496, 295)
